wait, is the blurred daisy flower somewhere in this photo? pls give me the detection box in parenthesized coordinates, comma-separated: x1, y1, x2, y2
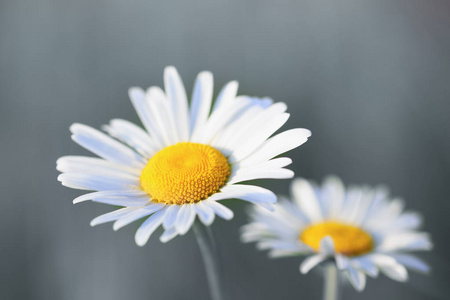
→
(241, 176, 432, 291)
(57, 66, 311, 246)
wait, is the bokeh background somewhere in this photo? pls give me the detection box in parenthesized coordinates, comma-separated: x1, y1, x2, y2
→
(1, 0, 450, 299)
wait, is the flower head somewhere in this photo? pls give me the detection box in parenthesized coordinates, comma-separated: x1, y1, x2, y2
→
(57, 66, 311, 246)
(241, 176, 432, 291)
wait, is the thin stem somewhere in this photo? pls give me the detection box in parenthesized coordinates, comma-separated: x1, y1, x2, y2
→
(193, 221, 225, 300)
(323, 263, 340, 300)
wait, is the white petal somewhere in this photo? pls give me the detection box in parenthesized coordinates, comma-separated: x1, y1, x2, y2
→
(321, 176, 345, 219)
(198, 90, 249, 144)
(351, 256, 379, 277)
(228, 168, 294, 185)
(57, 156, 140, 176)
(335, 254, 350, 270)
(229, 113, 290, 163)
(239, 128, 311, 167)
(368, 253, 398, 267)
(228, 158, 294, 184)
(190, 71, 213, 139)
(257, 240, 301, 251)
(73, 190, 147, 204)
(291, 178, 323, 222)
(91, 196, 149, 207)
(346, 267, 366, 291)
(135, 209, 166, 246)
(254, 202, 276, 211)
(393, 212, 422, 230)
(90, 207, 136, 226)
(390, 254, 430, 273)
(162, 205, 181, 229)
(210, 184, 277, 205)
(319, 236, 335, 255)
(58, 173, 139, 191)
(128, 87, 165, 149)
(193, 201, 215, 226)
(268, 249, 304, 258)
(211, 101, 268, 152)
(70, 123, 146, 168)
(164, 66, 189, 142)
(377, 232, 432, 252)
(113, 203, 166, 231)
(103, 119, 157, 158)
(146, 87, 179, 146)
(300, 254, 327, 274)
(159, 227, 179, 243)
(217, 101, 286, 154)
(175, 204, 196, 235)
(203, 200, 234, 220)
(211, 80, 238, 113)
(381, 263, 409, 282)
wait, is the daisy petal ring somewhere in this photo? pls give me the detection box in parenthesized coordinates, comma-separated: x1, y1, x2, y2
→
(57, 66, 311, 246)
(241, 176, 432, 292)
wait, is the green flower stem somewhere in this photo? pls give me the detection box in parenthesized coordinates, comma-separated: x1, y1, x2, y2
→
(193, 221, 226, 300)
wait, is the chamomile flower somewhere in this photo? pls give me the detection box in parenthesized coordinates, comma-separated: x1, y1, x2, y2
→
(57, 66, 311, 246)
(241, 176, 432, 291)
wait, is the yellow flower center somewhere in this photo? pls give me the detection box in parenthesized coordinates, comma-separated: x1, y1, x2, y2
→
(140, 142, 231, 205)
(300, 221, 373, 256)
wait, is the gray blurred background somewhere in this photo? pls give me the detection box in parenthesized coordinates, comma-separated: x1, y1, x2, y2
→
(1, 0, 450, 299)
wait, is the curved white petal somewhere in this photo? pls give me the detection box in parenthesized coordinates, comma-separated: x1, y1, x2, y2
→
(211, 101, 269, 152)
(335, 254, 350, 270)
(128, 87, 165, 149)
(300, 254, 327, 274)
(377, 232, 433, 252)
(346, 266, 366, 291)
(393, 212, 422, 230)
(228, 157, 294, 184)
(58, 173, 139, 191)
(159, 227, 179, 243)
(145, 87, 179, 146)
(380, 263, 409, 282)
(228, 168, 294, 185)
(73, 190, 148, 204)
(135, 209, 166, 246)
(103, 119, 157, 158)
(390, 254, 430, 273)
(211, 80, 238, 113)
(91, 196, 149, 207)
(113, 203, 166, 231)
(203, 200, 234, 220)
(291, 178, 323, 222)
(163, 205, 181, 229)
(164, 66, 189, 142)
(239, 128, 311, 167)
(193, 201, 215, 226)
(70, 123, 146, 168)
(210, 185, 277, 204)
(190, 71, 213, 139)
(57, 156, 140, 176)
(197, 87, 248, 143)
(175, 204, 196, 235)
(217, 101, 286, 154)
(321, 176, 345, 219)
(90, 207, 137, 226)
(319, 236, 335, 255)
(351, 256, 379, 278)
(229, 113, 290, 163)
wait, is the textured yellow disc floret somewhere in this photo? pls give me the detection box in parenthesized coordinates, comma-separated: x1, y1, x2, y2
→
(140, 142, 231, 205)
(300, 221, 373, 256)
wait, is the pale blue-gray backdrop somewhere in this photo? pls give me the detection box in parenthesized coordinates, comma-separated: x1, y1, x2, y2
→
(1, 0, 450, 299)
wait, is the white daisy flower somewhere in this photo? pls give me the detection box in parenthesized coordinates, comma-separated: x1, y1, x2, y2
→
(57, 66, 311, 247)
(241, 176, 432, 291)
